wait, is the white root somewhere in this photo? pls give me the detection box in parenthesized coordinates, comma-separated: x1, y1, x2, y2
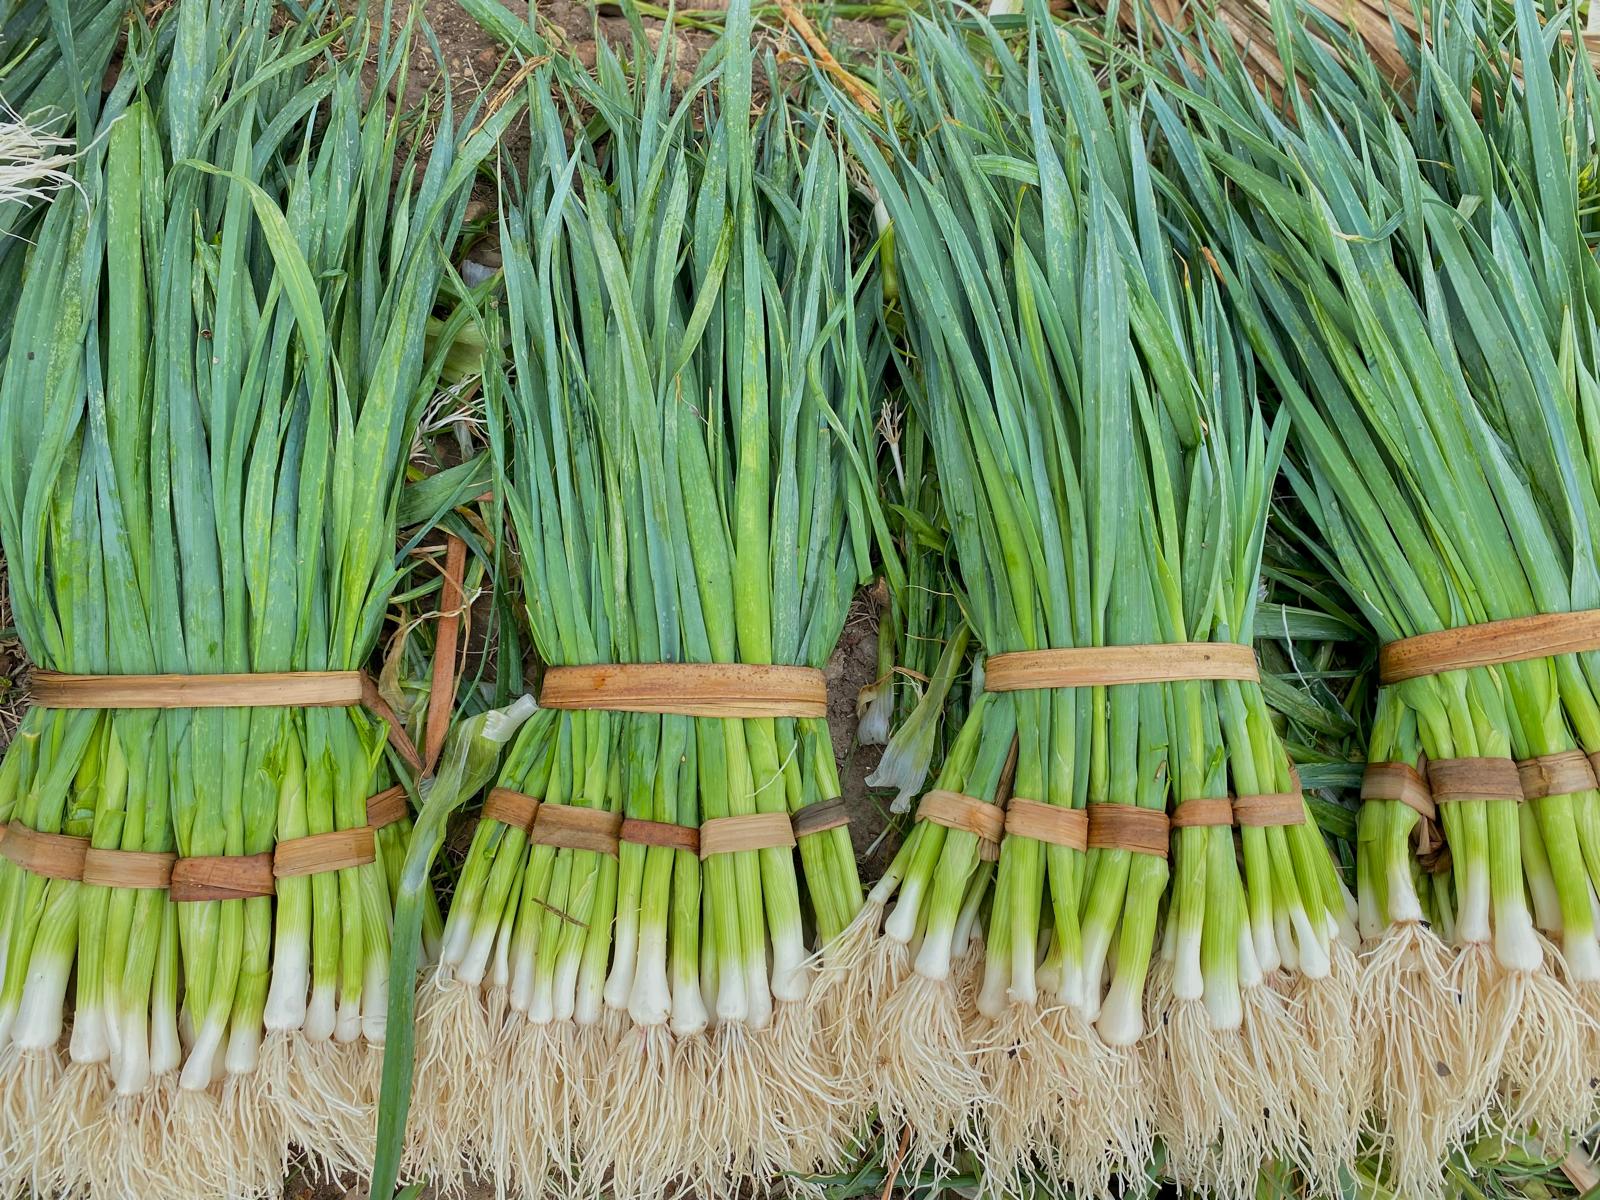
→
(1145, 963, 1276, 1197)
(583, 1021, 686, 1200)
(809, 900, 886, 1124)
(871, 970, 987, 1175)
(259, 1034, 375, 1183)
(405, 966, 495, 1189)
(487, 1018, 574, 1200)
(1358, 924, 1484, 1200)
(1491, 940, 1590, 1140)
(1291, 940, 1363, 1192)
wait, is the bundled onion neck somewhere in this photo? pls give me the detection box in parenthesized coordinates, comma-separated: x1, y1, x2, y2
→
(403, 6, 880, 1196)
(824, 3, 1358, 1190)
(0, 2, 511, 1195)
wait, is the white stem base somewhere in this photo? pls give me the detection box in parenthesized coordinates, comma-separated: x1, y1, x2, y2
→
(226, 1020, 261, 1074)
(1496, 911, 1542, 973)
(769, 929, 809, 1003)
(70, 1005, 109, 1064)
(1097, 975, 1144, 1045)
(363, 954, 388, 1043)
(1565, 931, 1600, 982)
(335, 997, 362, 1043)
(179, 1018, 226, 1090)
(14, 955, 72, 1051)
(305, 986, 336, 1041)
(264, 944, 309, 1032)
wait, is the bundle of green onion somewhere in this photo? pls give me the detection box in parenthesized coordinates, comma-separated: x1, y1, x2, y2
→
(0, 1, 510, 1193)
(825, 6, 1357, 1188)
(398, 7, 881, 1196)
(1143, 0, 1600, 1187)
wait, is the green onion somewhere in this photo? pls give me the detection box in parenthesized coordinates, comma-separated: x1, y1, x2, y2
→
(825, 4, 1357, 1187)
(1142, 0, 1600, 1187)
(0, 1, 512, 1192)
(397, 5, 881, 1195)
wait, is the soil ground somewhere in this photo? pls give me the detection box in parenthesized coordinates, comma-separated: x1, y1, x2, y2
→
(0, 548, 21, 751)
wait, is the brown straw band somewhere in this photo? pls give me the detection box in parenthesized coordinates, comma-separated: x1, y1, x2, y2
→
(1517, 750, 1599, 800)
(1360, 762, 1436, 818)
(423, 534, 469, 774)
(1362, 760, 1443, 855)
(916, 789, 1005, 844)
(1087, 804, 1170, 858)
(365, 786, 410, 830)
(273, 827, 376, 878)
(1170, 797, 1235, 828)
(619, 818, 701, 854)
(1232, 791, 1308, 828)
(27, 668, 425, 771)
(0, 825, 90, 880)
(30, 669, 366, 709)
(1003, 797, 1088, 850)
(170, 852, 276, 902)
(530, 805, 623, 856)
(699, 813, 797, 859)
(359, 677, 425, 772)
(482, 787, 541, 834)
(80, 847, 177, 889)
(1378, 609, 1600, 684)
(539, 663, 827, 718)
(1426, 757, 1523, 803)
(984, 642, 1259, 692)
(791, 797, 851, 838)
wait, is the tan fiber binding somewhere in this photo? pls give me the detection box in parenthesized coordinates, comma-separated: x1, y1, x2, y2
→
(359, 676, 425, 771)
(540, 663, 827, 718)
(985, 643, 1259, 692)
(620, 818, 701, 854)
(1087, 804, 1170, 858)
(482, 787, 541, 833)
(423, 535, 470, 773)
(30, 670, 366, 709)
(170, 853, 276, 902)
(0, 825, 89, 880)
(791, 797, 851, 838)
(916, 788, 1005, 859)
(1378, 609, 1600, 684)
(1003, 797, 1088, 850)
(81, 848, 176, 889)
(28, 668, 425, 771)
(530, 805, 623, 856)
(1517, 750, 1599, 800)
(274, 828, 376, 878)
(1232, 791, 1307, 828)
(1361, 762, 1435, 817)
(699, 813, 796, 859)
(1362, 761, 1442, 855)
(1426, 757, 1523, 803)
(365, 786, 410, 830)
(1170, 797, 1234, 828)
